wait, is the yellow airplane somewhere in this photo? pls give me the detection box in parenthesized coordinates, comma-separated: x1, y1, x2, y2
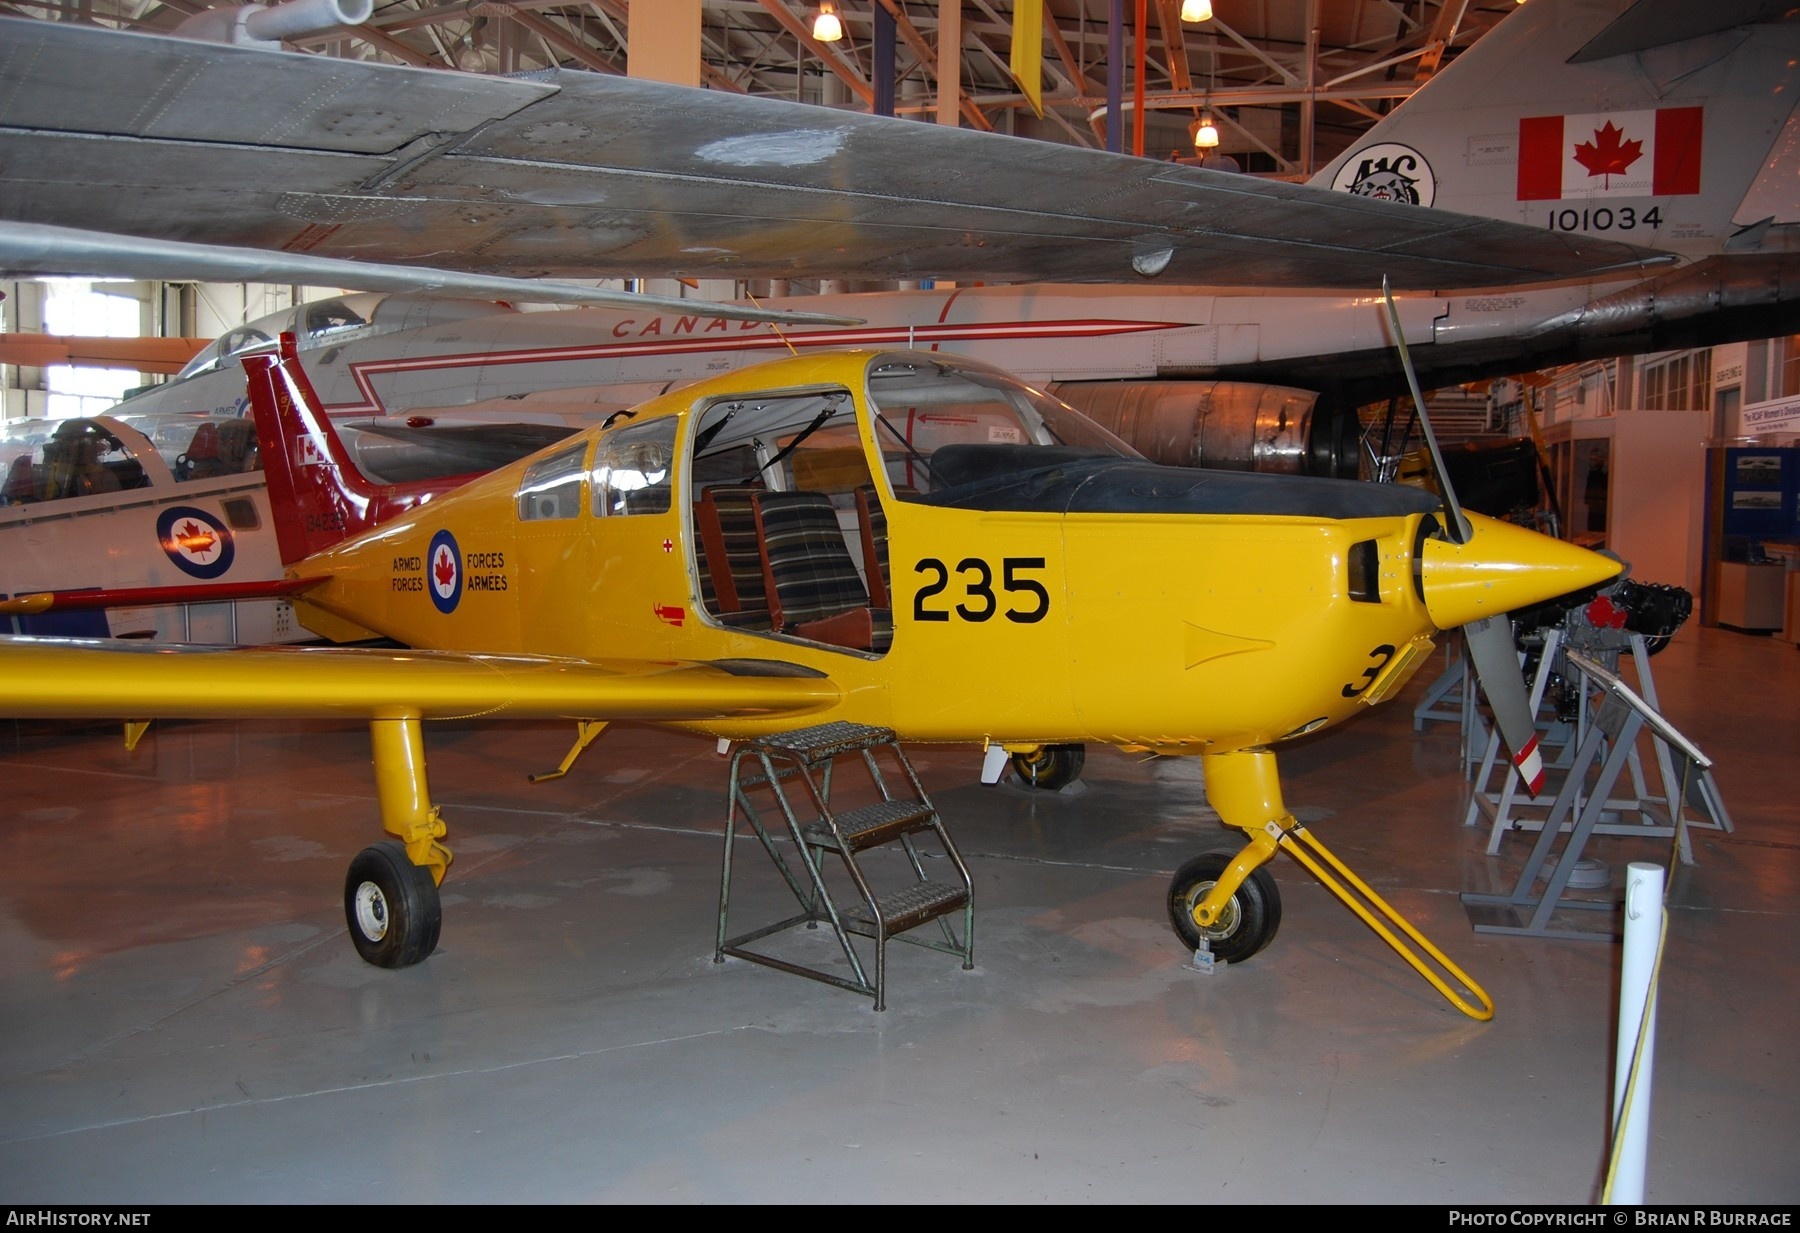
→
(0, 334, 1619, 1018)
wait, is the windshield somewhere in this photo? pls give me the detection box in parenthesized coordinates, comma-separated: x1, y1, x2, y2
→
(170, 324, 276, 383)
(864, 355, 1137, 498)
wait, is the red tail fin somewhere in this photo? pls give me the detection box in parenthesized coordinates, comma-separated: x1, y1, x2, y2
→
(244, 335, 481, 566)
(244, 335, 384, 564)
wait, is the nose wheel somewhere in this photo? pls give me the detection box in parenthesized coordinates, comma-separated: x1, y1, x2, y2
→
(1010, 743, 1085, 791)
(345, 841, 443, 968)
(1167, 850, 1282, 963)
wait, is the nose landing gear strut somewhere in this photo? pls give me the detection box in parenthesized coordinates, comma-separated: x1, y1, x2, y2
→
(1177, 749, 1494, 1021)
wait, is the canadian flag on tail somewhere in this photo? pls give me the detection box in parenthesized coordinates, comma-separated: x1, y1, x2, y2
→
(1517, 107, 1703, 201)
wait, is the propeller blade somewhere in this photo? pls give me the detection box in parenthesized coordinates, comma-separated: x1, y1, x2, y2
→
(1382, 277, 1471, 544)
(1382, 276, 1550, 794)
(1463, 616, 1545, 796)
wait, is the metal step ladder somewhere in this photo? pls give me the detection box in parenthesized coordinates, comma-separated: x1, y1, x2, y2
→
(714, 721, 974, 1010)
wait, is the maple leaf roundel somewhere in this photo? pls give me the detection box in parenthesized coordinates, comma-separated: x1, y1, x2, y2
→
(156, 505, 235, 580)
(427, 528, 463, 614)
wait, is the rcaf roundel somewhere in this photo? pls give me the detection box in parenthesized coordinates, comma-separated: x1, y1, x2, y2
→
(428, 529, 462, 614)
(156, 506, 235, 579)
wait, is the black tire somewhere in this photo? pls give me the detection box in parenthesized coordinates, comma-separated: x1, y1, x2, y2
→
(1167, 850, 1282, 963)
(344, 841, 443, 968)
(1010, 743, 1086, 791)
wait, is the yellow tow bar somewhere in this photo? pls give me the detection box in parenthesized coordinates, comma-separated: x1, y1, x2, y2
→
(1191, 816, 1493, 1021)
(1194, 750, 1494, 1021)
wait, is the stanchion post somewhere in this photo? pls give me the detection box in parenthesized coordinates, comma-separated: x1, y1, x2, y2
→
(1609, 861, 1665, 1205)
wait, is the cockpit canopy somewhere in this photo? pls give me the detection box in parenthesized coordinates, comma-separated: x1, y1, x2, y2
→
(0, 414, 260, 507)
(687, 352, 1140, 501)
(163, 293, 519, 386)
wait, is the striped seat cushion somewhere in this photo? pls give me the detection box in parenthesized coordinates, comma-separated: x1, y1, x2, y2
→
(753, 491, 870, 628)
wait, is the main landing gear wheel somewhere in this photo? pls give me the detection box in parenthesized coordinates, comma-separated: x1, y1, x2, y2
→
(345, 841, 443, 968)
(1010, 743, 1085, 791)
(1167, 850, 1282, 963)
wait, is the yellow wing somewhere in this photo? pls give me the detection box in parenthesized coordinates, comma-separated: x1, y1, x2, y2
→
(0, 636, 838, 723)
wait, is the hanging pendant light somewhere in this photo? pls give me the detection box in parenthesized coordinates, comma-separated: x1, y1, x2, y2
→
(1181, 0, 1213, 21)
(813, 3, 843, 43)
(1193, 114, 1220, 148)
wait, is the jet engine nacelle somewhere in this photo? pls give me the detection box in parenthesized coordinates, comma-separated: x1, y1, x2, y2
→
(173, 0, 374, 47)
(1048, 380, 1359, 480)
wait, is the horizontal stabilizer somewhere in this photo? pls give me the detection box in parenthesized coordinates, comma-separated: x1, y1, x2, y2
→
(0, 577, 321, 618)
(1570, 0, 1796, 62)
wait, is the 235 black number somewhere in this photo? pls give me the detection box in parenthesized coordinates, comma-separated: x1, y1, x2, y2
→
(914, 556, 1050, 624)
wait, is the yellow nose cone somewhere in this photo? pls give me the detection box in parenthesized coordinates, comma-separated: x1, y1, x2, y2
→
(1419, 512, 1622, 631)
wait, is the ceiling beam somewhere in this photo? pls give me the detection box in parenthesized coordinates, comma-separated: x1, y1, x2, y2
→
(876, 0, 992, 131)
(483, 3, 624, 74)
(346, 20, 445, 68)
(1415, 0, 1470, 80)
(754, 0, 873, 107)
(1041, 2, 1105, 143)
(1154, 0, 1193, 94)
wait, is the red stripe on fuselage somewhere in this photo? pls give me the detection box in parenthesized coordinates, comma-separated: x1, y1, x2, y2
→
(335, 318, 1187, 414)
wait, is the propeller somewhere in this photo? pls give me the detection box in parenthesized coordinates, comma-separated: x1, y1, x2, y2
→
(1382, 279, 1546, 795)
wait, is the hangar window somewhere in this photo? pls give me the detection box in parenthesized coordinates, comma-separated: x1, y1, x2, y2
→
(1640, 350, 1711, 412)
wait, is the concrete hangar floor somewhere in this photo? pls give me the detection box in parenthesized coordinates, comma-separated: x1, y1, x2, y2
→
(1, 625, 1795, 1205)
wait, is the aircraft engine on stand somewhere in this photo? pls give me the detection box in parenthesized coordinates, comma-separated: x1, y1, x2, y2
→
(1513, 575, 1695, 721)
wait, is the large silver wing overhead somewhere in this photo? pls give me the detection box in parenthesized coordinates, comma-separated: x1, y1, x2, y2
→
(0, 16, 1660, 292)
(0, 223, 864, 325)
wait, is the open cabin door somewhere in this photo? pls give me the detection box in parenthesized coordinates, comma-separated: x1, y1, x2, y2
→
(687, 385, 893, 655)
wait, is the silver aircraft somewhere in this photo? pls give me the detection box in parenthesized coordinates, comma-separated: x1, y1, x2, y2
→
(25, 0, 1793, 480)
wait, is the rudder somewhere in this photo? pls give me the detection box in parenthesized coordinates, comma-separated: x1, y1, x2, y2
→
(244, 334, 484, 567)
(244, 334, 384, 565)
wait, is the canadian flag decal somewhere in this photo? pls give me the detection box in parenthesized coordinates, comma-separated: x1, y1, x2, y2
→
(1517, 107, 1703, 201)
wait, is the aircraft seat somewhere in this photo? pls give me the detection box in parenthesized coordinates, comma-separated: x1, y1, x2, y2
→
(215, 420, 258, 473)
(752, 490, 890, 653)
(693, 501, 721, 614)
(72, 441, 125, 495)
(853, 484, 912, 610)
(695, 486, 772, 631)
(177, 422, 228, 480)
(2, 454, 41, 504)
